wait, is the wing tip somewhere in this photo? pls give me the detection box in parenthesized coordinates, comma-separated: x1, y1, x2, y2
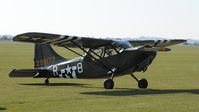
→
(9, 69, 16, 77)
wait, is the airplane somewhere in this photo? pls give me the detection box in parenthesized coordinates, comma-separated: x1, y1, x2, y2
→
(9, 32, 186, 89)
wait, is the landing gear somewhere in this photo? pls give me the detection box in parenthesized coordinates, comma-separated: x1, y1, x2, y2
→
(130, 73, 148, 89)
(104, 73, 115, 89)
(104, 79, 114, 89)
(45, 78, 49, 85)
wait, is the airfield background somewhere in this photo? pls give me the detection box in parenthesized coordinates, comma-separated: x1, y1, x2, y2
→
(0, 41, 199, 112)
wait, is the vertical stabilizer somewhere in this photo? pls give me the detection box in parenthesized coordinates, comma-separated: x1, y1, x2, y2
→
(34, 44, 66, 68)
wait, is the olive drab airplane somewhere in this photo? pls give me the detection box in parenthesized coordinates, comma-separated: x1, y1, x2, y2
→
(9, 32, 186, 89)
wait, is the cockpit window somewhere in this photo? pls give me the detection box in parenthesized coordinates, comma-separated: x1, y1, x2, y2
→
(84, 46, 124, 60)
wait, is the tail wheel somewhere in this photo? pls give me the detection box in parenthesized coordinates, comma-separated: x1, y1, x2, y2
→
(104, 79, 114, 89)
(45, 79, 49, 85)
(138, 78, 148, 89)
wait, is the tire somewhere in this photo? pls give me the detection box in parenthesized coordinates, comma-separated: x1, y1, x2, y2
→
(104, 79, 114, 89)
(138, 78, 148, 89)
(45, 79, 49, 85)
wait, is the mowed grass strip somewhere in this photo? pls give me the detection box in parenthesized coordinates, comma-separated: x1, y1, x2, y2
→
(0, 41, 199, 112)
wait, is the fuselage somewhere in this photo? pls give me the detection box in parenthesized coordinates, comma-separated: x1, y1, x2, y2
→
(43, 49, 157, 79)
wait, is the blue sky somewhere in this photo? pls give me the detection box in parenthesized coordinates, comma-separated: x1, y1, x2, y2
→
(0, 0, 198, 39)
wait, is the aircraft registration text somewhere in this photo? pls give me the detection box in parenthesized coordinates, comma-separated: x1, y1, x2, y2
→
(52, 62, 83, 78)
(35, 57, 55, 67)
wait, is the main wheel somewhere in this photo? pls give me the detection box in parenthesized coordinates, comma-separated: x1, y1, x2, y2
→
(45, 79, 49, 85)
(138, 78, 148, 89)
(104, 79, 114, 89)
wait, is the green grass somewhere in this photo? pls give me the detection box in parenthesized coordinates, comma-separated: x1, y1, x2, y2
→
(0, 41, 199, 112)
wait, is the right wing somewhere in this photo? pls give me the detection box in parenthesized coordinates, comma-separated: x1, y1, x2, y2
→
(13, 32, 113, 49)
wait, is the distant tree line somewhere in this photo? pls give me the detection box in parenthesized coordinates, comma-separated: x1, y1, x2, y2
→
(183, 42, 199, 46)
(0, 35, 13, 40)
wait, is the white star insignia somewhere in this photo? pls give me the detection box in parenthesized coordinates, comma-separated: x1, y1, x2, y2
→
(65, 65, 71, 74)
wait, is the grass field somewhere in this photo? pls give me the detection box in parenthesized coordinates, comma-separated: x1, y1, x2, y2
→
(0, 41, 199, 112)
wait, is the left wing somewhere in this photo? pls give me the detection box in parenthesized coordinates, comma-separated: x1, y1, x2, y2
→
(129, 40, 186, 47)
(13, 32, 186, 49)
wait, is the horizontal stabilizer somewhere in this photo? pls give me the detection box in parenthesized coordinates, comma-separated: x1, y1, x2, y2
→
(9, 69, 50, 78)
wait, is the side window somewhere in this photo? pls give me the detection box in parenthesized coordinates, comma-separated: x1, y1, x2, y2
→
(84, 46, 123, 60)
(103, 47, 123, 57)
(84, 49, 103, 60)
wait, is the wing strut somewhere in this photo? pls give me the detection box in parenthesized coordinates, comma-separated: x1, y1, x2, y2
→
(66, 40, 116, 75)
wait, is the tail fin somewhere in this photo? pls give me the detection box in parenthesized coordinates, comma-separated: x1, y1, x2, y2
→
(34, 44, 66, 68)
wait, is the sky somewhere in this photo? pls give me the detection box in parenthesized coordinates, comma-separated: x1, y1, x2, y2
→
(0, 0, 199, 39)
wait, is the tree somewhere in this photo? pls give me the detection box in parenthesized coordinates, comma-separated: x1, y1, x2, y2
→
(0, 35, 13, 40)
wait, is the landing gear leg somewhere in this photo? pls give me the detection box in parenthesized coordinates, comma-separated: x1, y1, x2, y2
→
(45, 78, 49, 85)
(130, 73, 148, 89)
(104, 73, 115, 89)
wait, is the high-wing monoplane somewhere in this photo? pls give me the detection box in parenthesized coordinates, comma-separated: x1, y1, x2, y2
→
(9, 32, 186, 89)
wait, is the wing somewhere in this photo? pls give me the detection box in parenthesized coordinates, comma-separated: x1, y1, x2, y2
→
(129, 40, 186, 47)
(13, 32, 113, 49)
(13, 32, 186, 49)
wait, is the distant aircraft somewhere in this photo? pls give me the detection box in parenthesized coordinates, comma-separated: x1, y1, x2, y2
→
(9, 32, 186, 89)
